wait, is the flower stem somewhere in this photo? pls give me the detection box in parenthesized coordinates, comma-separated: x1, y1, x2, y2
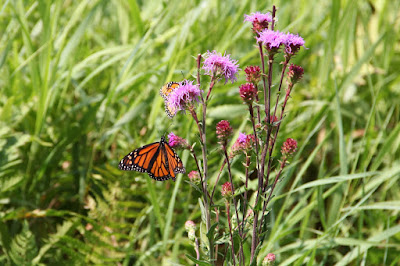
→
(225, 200, 236, 266)
(272, 58, 290, 119)
(195, 237, 200, 266)
(222, 145, 244, 264)
(210, 158, 227, 204)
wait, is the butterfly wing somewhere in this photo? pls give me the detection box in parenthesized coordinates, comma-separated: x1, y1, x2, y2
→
(146, 143, 174, 181)
(164, 100, 177, 118)
(118, 142, 160, 172)
(119, 138, 181, 181)
(159, 82, 180, 100)
(164, 142, 186, 178)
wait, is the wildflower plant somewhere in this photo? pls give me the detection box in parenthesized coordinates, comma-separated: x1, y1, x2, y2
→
(163, 6, 305, 265)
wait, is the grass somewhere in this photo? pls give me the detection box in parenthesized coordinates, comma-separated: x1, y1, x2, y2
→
(0, 0, 400, 264)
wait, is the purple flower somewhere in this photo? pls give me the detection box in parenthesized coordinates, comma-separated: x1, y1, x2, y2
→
(167, 80, 202, 113)
(202, 50, 239, 84)
(284, 32, 305, 55)
(257, 29, 287, 52)
(244, 12, 273, 33)
(168, 132, 189, 150)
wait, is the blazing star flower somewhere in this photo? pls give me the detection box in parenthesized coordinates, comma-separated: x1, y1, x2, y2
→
(221, 182, 233, 198)
(188, 171, 201, 184)
(239, 83, 258, 104)
(244, 12, 273, 33)
(287, 64, 304, 84)
(262, 253, 276, 266)
(202, 50, 239, 84)
(257, 29, 287, 53)
(281, 138, 297, 156)
(284, 32, 305, 55)
(244, 65, 261, 84)
(168, 132, 189, 150)
(216, 120, 233, 144)
(167, 80, 202, 113)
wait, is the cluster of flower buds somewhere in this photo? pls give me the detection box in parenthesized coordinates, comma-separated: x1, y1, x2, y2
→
(184, 220, 197, 241)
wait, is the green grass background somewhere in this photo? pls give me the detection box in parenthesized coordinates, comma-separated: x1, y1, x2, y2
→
(1, 0, 400, 265)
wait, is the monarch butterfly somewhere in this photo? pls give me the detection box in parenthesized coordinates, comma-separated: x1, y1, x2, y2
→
(159, 81, 184, 118)
(118, 136, 185, 181)
(159, 81, 180, 100)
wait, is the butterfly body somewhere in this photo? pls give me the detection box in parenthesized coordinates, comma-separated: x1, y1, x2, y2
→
(119, 136, 185, 181)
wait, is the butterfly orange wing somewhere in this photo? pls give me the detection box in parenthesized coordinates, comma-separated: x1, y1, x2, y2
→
(159, 82, 180, 100)
(119, 137, 185, 181)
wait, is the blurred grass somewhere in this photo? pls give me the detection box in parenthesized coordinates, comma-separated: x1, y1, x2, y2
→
(0, 0, 400, 264)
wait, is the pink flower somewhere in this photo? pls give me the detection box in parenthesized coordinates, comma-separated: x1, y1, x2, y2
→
(239, 83, 258, 104)
(216, 120, 233, 144)
(188, 171, 201, 183)
(202, 50, 239, 84)
(230, 133, 256, 156)
(244, 12, 273, 33)
(221, 182, 233, 198)
(281, 138, 297, 156)
(167, 80, 202, 114)
(185, 220, 196, 231)
(244, 65, 262, 84)
(262, 253, 276, 265)
(284, 32, 305, 55)
(168, 132, 189, 150)
(257, 29, 287, 52)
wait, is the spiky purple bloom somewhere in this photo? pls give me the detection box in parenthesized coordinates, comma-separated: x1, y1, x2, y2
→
(244, 12, 273, 33)
(257, 29, 287, 52)
(168, 132, 189, 149)
(167, 80, 202, 112)
(202, 50, 239, 84)
(284, 32, 305, 55)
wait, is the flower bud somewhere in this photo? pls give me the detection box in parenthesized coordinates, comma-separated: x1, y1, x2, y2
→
(221, 182, 233, 198)
(216, 120, 233, 144)
(239, 83, 258, 104)
(281, 138, 297, 156)
(287, 64, 304, 84)
(244, 66, 261, 84)
(188, 171, 201, 184)
(262, 253, 276, 266)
